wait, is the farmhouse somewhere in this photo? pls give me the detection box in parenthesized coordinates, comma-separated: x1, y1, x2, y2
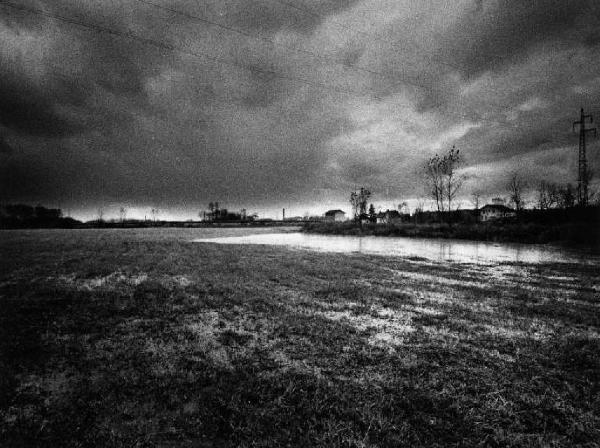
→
(324, 209, 346, 222)
(479, 204, 516, 222)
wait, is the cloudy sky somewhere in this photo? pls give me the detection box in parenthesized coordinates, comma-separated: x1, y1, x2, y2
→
(1, 0, 599, 220)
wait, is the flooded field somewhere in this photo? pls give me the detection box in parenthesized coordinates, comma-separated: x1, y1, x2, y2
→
(195, 231, 599, 264)
(1, 228, 599, 446)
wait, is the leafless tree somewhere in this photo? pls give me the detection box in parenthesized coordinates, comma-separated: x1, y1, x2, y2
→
(558, 184, 576, 208)
(350, 192, 360, 219)
(470, 191, 482, 210)
(350, 187, 371, 220)
(119, 207, 127, 222)
(508, 173, 526, 211)
(151, 208, 159, 222)
(97, 207, 104, 222)
(412, 197, 426, 223)
(537, 182, 559, 210)
(586, 169, 598, 206)
(441, 146, 464, 212)
(424, 146, 464, 213)
(425, 154, 445, 212)
(415, 197, 425, 214)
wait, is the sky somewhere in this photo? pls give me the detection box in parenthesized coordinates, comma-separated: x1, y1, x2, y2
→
(1, 0, 599, 220)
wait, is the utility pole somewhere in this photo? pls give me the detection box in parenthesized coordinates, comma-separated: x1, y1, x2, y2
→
(573, 108, 597, 207)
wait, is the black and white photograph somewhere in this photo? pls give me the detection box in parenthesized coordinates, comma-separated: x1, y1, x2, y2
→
(1, 0, 599, 446)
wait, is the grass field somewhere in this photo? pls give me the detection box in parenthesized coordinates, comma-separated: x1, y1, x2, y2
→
(1, 228, 599, 447)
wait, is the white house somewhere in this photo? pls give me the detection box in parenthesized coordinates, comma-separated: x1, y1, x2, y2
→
(479, 204, 516, 222)
(324, 209, 346, 222)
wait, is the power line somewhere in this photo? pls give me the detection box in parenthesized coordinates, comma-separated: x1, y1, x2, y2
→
(257, 0, 597, 127)
(132, 0, 430, 93)
(0, 0, 382, 101)
(262, 0, 463, 74)
(266, 0, 600, 80)
(2, 0, 546, 129)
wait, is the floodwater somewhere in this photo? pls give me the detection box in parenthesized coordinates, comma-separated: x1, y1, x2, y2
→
(194, 231, 597, 264)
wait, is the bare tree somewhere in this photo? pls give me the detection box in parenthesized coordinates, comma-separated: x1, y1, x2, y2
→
(350, 187, 371, 220)
(97, 207, 104, 222)
(413, 197, 426, 223)
(151, 208, 159, 222)
(537, 182, 559, 210)
(424, 146, 464, 213)
(425, 154, 445, 212)
(415, 198, 425, 214)
(508, 173, 526, 211)
(119, 207, 127, 222)
(350, 192, 359, 219)
(441, 146, 463, 212)
(586, 169, 597, 206)
(558, 184, 576, 208)
(207, 202, 222, 221)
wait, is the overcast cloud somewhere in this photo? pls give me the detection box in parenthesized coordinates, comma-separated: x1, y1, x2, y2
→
(1, 0, 599, 219)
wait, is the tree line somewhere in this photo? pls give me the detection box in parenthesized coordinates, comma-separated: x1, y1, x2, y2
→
(348, 144, 597, 223)
(0, 204, 80, 228)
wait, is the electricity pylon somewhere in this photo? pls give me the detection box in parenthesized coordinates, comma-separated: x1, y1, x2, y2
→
(573, 108, 597, 207)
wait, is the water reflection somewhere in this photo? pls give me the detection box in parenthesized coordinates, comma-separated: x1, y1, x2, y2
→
(194, 232, 593, 264)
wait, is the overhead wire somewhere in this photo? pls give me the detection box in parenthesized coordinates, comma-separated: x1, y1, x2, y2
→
(1, 0, 541, 127)
(133, 0, 425, 90)
(262, 0, 464, 75)
(0, 32, 339, 171)
(258, 1, 546, 126)
(0, 0, 383, 101)
(258, 0, 511, 121)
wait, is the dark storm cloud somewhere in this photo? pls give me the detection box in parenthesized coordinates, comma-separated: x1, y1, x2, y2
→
(0, 71, 83, 136)
(0, 0, 176, 137)
(438, 0, 600, 78)
(1, 0, 599, 216)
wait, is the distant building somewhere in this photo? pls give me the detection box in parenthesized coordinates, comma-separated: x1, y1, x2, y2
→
(480, 204, 516, 222)
(324, 209, 346, 222)
(376, 209, 407, 224)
